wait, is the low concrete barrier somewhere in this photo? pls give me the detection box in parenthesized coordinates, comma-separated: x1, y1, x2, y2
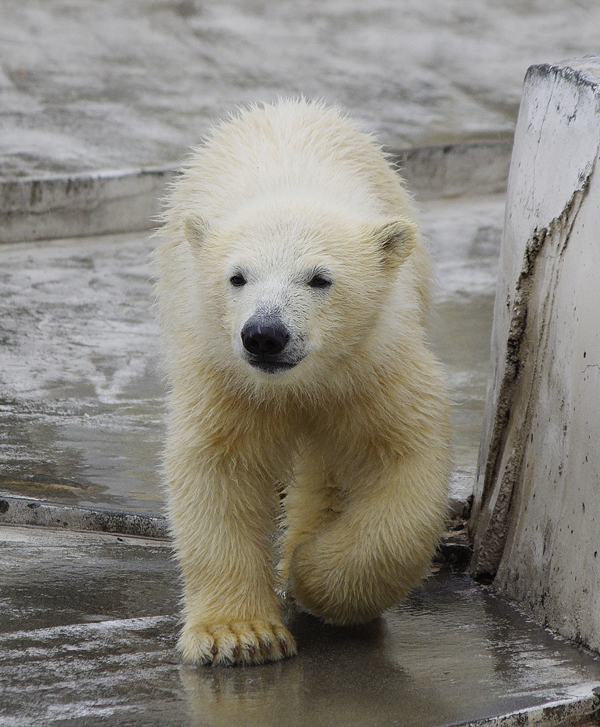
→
(0, 496, 169, 539)
(0, 141, 511, 244)
(388, 140, 512, 200)
(0, 166, 174, 244)
(470, 57, 600, 652)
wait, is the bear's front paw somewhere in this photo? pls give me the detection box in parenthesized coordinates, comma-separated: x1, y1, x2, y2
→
(178, 620, 297, 666)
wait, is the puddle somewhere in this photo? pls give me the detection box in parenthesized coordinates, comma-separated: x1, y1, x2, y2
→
(0, 473, 103, 501)
(0, 233, 165, 513)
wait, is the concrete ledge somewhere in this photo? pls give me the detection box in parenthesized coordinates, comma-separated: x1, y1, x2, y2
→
(0, 495, 473, 569)
(0, 166, 174, 244)
(388, 140, 512, 200)
(463, 685, 600, 727)
(0, 141, 511, 244)
(0, 496, 169, 539)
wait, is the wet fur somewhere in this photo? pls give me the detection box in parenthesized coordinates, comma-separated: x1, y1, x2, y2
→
(154, 99, 450, 665)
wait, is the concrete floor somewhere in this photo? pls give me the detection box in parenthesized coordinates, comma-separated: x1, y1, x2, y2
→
(2, 525, 600, 727)
(3, 1, 600, 179)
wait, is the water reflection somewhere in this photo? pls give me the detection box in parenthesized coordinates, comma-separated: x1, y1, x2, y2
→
(181, 614, 417, 727)
(180, 574, 600, 727)
(0, 233, 166, 513)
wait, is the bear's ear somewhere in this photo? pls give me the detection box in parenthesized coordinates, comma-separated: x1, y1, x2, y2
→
(183, 214, 210, 251)
(374, 217, 419, 268)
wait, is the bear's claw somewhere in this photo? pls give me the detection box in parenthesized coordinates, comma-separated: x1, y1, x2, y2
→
(178, 620, 297, 666)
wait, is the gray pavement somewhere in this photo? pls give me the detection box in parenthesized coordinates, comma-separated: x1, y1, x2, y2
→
(0, 230, 163, 514)
(3, 0, 600, 179)
(3, 525, 600, 727)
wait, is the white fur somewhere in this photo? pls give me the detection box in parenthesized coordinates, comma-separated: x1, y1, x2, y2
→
(154, 99, 450, 666)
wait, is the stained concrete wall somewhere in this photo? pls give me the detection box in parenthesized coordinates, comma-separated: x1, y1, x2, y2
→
(470, 57, 600, 650)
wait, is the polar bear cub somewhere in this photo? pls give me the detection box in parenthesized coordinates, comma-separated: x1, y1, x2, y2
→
(155, 99, 450, 666)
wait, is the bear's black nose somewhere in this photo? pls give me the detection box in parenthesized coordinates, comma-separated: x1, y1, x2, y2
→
(241, 321, 290, 356)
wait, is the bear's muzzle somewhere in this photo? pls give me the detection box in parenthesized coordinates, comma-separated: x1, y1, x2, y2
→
(241, 316, 301, 374)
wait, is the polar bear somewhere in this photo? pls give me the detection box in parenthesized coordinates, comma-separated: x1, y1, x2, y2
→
(154, 99, 450, 666)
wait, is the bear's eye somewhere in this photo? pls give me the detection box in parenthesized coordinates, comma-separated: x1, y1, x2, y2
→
(230, 274, 246, 287)
(308, 274, 332, 289)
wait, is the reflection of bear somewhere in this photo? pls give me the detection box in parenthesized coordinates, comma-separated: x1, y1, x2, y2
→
(155, 99, 450, 666)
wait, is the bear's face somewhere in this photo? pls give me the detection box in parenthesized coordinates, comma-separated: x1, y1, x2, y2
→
(184, 200, 417, 383)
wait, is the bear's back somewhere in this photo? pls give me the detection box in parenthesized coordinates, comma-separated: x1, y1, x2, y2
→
(173, 99, 415, 223)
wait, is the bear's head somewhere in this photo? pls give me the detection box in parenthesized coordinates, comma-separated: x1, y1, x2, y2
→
(182, 198, 418, 388)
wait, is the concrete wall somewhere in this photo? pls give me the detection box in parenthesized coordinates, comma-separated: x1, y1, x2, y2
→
(470, 57, 600, 650)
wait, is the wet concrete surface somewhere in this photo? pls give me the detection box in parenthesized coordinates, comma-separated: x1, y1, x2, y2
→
(0, 232, 164, 513)
(3, 1, 600, 179)
(424, 194, 504, 504)
(0, 193, 504, 514)
(2, 525, 600, 727)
